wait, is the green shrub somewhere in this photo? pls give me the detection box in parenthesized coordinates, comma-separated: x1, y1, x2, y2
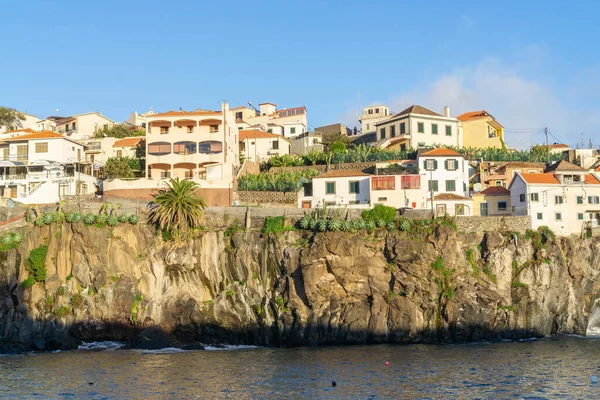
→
(397, 218, 411, 232)
(298, 215, 311, 230)
(317, 219, 328, 232)
(96, 214, 108, 227)
(224, 218, 244, 237)
(83, 213, 96, 225)
(53, 306, 72, 317)
(538, 226, 556, 242)
(361, 205, 396, 224)
(56, 286, 65, 296)
(117, 214, 129, 223)
(512, 281, 528, 288)
(70, 293, 84, 308)
(130, 294, 142, 324)
(262, 216, 286, 234)
(386, 221, 395, 231)
(341, 220, 352, 232)
(42, 212, 55, 225)
(107, 215, 119, 227)
(328, 219, 341, 231)
(21, 276, 36, 289)
(28, 246, 48, 283)
(129, 214, 139, 225)
(1, 234, 13, 246)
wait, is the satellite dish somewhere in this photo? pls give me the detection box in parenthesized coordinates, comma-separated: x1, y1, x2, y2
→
(258, 123, 268, 132)
(473, 183, 482, 192)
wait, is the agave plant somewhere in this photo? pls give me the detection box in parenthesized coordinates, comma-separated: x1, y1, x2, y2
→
(117, 214, 129, 223)
(376, 219, 386, 228)
(309, 218, 317, 230)
(340, 220, 352, 232)
(366, 220, 376, 231)
(83, 213, 96, 226)
(328, 219, 341, 231)
(11, 232, 22, 244)
(386, 221, 395, 231)
(299, 215, 311, 230)
(317, 219, 328, 232)
(42, 212, 55, 225)
(34, 215, 45, 227)
(96, 214, 108, 226)
(65, 212, 76, 223)
(398, 219, 411, 232)
(107, 215, 118, 227)
(354, 219, 366, 230)
(129, 214, 139, 225)
(1, 234, 12, 246)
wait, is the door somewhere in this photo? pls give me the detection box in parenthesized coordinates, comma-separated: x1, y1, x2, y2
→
(436, 204, 446, 217)
(302, 201, 311, 209)
(480, 202, 488, 216)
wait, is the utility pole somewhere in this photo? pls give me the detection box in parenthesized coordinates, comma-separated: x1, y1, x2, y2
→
(545, 127, 550, 165)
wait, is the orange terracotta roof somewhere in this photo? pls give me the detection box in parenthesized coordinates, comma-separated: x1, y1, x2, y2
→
(148, 110, 221, 118)
(420, 148, 462, 157)
(230, 106, 249, 110)
(315, 170, 369, 178)
(433, 193, 471, 200)
(457, 110, 490, 121)
(2, 128, 36, 135)
(113, 137, 144, 148)
(479, 186, 510, 195)
(540, 143, 569, 149)
(258, 102, 277, 106)
(239, 130, 291, 142)
(519, 173, 560, 184)
(584, 174, 600, 184)
(3, 130, 64, 141)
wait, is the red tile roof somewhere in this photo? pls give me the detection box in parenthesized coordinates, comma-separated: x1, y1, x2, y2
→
(2, 128, 36, 135)
(238, 130, 291, 142)
(148, 110, 221, 118)
(3, 131, 64, 141)
(519, 173, 560, 184)
(479, 186, 510, 195)
(315, 170, 369, 178)
(113, 137, 144, 148)
(420, 148, 462, 157)
(585, 174, 600, 185)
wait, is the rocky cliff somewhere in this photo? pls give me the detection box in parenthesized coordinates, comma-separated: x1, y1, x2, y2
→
(1, 221, 600, 353)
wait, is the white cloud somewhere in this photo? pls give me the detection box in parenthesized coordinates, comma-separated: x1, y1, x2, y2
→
(340, 57, 600, 149)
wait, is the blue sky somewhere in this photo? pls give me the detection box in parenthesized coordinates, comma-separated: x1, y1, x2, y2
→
(1, 0, 599, 148)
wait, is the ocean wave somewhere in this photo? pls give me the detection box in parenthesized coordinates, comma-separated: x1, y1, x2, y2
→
(202, 344, 260, 351)
(79, 341, 125, 351)
(137, 347, 186, 354)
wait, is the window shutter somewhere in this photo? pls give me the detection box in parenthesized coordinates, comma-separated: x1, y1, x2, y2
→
(444, 160, 448, 170)
(434, 160, 438, 169)
(423, 160, 427, 170)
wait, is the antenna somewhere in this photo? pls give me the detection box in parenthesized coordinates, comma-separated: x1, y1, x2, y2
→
(247, 102, 258, 111)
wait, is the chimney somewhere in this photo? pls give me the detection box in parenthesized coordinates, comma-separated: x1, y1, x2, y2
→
(443, 106, 450, 118)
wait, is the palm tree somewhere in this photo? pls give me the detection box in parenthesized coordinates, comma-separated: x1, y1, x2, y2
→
(148, 178, 207, 233)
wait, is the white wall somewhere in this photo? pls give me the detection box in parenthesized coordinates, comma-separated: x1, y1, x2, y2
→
(241, 137, 291, 163)
(0, 113, 40, 133)
(376, 114, 462, 148)
(369, 174, 428, 209)
(417, 155, 469, 197)
(27, 138, 84, 164)
(301, 176, 370, 208)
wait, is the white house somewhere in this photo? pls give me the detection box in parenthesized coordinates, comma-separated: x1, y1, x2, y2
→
(509, 160, 600, 236)
(418, 148, 472, 216)
(370, 160, 427, 209)
(232, 103, 308, 139)
(299, 170, 371, 209)
(35, 112, 115, 140)
(358, 105, 390, 134)
(0, 131, 97, 203)
(239, 130, 292, 163)
(0, 112, 40, 134)
(374, 105, 462, 150)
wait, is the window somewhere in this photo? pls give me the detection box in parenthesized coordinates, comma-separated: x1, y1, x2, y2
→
(537, 213, 543, 220)
(455, 204, 465, 215)
(35, 142, 48, 153)
(431, 124, 438, 135)
(555, 212, 562, 221)
(148, 142, 171, 156)
(73, 122, 77, 131)
(378, 197, 388, 202)
(519, 194, 526, 202)
(141, 123, 147, 128)
(578, 213, 584, 220)
(235, 112, 243, 120)
(116, 150, 122, 158)
(418, 122, 424, 133)
(424, 159, 437, 171)
(446, 180, 456, 191)
(375, 108, 379, 113)
(495, 181, 503, 187)
(400, 175, 420, 189)
(428, 180, 438, 192)
(349, 181, 360, 194)
(368, 109, 373, 115)
(445, 159, 457, 171)
(498, 201, 507, 211)
(390, 125, 396, 138)
(589, 196, 600, 204)
(272, 140, 279, 150)
(555, 195, 564, 204)
(372, 176, 395, 190)
(160, 126, 169, 134)
(209, 125, 219, 133)
(187, 125, 194, 134)
(290, 127, 296, 134)
(530, 193, 539, 202)
(267, 129, 273, 133)
(380, 127, 386, 140)
(445, 125, 452, 136)
(173, 141, 197, 155)
(326, 182, 336, 194)
(199, 141, 223, 154)
(400, 122, 406, 134)
(577, 196, 584, 204)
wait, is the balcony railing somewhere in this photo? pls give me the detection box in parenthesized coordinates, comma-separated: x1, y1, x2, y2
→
(0, 155, 28, 163)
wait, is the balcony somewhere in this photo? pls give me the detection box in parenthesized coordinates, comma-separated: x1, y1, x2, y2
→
(0, 155, 29, 164)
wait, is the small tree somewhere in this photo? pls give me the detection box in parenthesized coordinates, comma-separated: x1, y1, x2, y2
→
(94, 123, 145, 138)
(0, 106, 25, 130)
(148, 178, 207, 234)
(104, 157, 135, 179)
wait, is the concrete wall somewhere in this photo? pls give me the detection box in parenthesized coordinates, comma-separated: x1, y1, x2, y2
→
(461, 118, 503, 149)
(271, 162, 376, 174)
(235, 191, 298, 207)
(455, 215, 531, 234)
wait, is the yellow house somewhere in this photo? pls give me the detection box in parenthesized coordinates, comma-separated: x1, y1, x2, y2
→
(458, 110, 504, 149)
(472, 186, 511, 216)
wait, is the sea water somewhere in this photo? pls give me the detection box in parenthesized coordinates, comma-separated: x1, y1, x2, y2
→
(1, 336, 600, 398)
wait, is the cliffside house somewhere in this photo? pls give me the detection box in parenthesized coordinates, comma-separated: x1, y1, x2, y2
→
(239, 130, 292, 163)
(369, 160, 426, 209)
(358, 105, 390, 135)
(232, 103, 307, 140)
(373, 105, 462, 151)
(457, 110, 504, 149)
(479, 161, 546, 189)
(298, 170, 371, 209)
(472, 186, 512, 216)
(36, 112, 115, 140)
(509, 160, 600, 236)
(0, 131, 97, 203)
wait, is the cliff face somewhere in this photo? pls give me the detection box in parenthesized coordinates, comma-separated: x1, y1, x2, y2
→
(1, 222, 600, 352)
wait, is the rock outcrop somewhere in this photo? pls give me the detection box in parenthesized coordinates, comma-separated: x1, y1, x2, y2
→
(1, 221, 600, 352)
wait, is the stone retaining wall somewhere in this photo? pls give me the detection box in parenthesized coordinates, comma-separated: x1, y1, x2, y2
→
(456, 216, 531, 234)
(270, 162, 377, 174)
(235, 191, 298, 207)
